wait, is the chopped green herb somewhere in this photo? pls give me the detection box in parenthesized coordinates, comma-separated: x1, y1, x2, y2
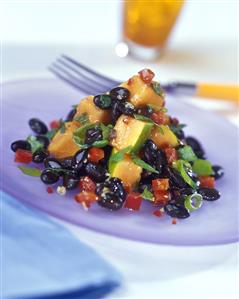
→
(18, 166, 41, 177)
(73, 113, 89, 125)
(101, 124, 114, 140)
(73, 123, 95, 148)
(178, 145, 197, 162)
(27, 135, 44, 154)
(169, 124, 186, 135)
(172, 160, 197, 189)
(73, 123, 113, 149)
(141, 187, 154, 201)
(133, 114, 153, 123)
(60, 120, 66, 134)
(151, 81, 165, 98)
(45, 128, 57, 140)
(91, 140, 109, 148)
(110, 146, 132, 163)
(72, 104, 78, 109)
(95, 95, 112, 109)
(160, 107, 168, 113)
(184, 193, 203, 212)
(192, 159, 214, 176)
(155, 125, 165, 135)
(131, 155, 159, 174)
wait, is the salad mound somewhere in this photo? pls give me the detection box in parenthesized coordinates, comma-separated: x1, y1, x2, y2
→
(11, 69, 224, 221)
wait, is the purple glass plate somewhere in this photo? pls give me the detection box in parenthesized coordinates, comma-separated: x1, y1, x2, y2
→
(1, 78, 238, 246)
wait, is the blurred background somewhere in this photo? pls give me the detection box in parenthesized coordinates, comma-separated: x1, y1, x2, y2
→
(1, 0, 238, 84)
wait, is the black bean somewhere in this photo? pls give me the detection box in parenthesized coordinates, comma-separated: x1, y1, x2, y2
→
(198, 188, 220, 201)
(155, 150, 167, 173)
(29, 118, 48, 134)
(41, 169, 59, 184)
(44, 158, 62, 169)
(63, 174, 79, 190)
(117, 100, 135, 116)
(85, 127, 102, 145)
(85, 163, 107, 182)
(110, 87, 130, 101)
(138, 180, 153, 193)
(65, 108, 76, 122)
(93, 94, 112, 110)
(175, 129, 185, 140)
(32, 150, 48, 163)
(164, 204, 190, 219)
(140, 169, 159, 181)
(180, 188, 195, 197)
(142, 140, 158, 164)
(99, 146, 113, 166)
(36, 135, 50, 148)
(165, 167, 188, 189)
(185, 136, 205, 159)
(11, 140, 31, 152)
(96, 178, 126, 210)
(111, 100, 122, 123)
(98, 192, 125, 211)
(108, 178, 126, 200)
(61, 158, 73, 170)
(72, 150, 88, 175)
(212, 165, 224, 180)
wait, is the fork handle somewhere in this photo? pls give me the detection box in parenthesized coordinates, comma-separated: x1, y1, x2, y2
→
(196, 83, 239, 104)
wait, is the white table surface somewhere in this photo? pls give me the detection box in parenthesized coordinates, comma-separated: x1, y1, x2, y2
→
(1, 1, 239, 298)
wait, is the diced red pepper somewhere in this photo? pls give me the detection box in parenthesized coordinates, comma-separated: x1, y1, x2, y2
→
(153, 210, 164, 217)
(152, 179, 169, 192)
(46, 187, 54, 194)
(15, 149, 32, 164)
(88, 148, 104, 163)
(124, 192, 142, 211)
(79, 176, 96, 192)
(138, 69, 155, 84)
(75, 191, 98, 208)
(50, 120, 60, 129)
(151, 112, 170, 125)
(154, 190, 170, 206)
(199, 176, 215, 189)
(172, 218, 177, 225)
(164, 147, 178, 165)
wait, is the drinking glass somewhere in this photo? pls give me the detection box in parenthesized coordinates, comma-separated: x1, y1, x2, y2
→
(122, 0, 184, 60)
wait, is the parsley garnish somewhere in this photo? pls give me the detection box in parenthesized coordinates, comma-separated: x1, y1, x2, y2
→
(18, 166, 41, 177)
(133, 114, 153, 123)
(131, 155, 159, 174)
(169, 124, 186, 135)
(110, 146, 132, 163)
(45, 128, 58, 140)
(192, 159, 214, 176)
(177, 145, 197, 162)
(151, 81, 165, 98)
(73, 123, 113, 149)
(74, 113, 89, 125)
(141, 187, 154, 201)
(27, 135, 44, 154)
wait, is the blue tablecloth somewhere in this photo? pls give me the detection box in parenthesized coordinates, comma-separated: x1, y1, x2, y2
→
(1, 191, 121, 299)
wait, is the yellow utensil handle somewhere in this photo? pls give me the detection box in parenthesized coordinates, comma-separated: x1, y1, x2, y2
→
(196, 83, 239, 104)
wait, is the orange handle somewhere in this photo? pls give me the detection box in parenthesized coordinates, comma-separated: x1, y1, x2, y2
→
(196, 83, 239, 104)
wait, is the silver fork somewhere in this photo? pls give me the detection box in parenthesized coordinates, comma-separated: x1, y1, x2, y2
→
(49, 54, 121, 95)
(49, 54, 196, 96)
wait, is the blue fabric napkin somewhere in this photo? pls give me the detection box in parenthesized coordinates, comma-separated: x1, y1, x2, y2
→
(1, 191, 121, 299)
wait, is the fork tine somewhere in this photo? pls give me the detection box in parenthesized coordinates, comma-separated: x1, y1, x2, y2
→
(57, 57, 113, 91)
(61, 54, 121, 86)
(49, 65, 104, 95)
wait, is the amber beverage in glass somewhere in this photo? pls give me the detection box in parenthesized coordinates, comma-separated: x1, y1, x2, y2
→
(123, 0, 184, 59)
